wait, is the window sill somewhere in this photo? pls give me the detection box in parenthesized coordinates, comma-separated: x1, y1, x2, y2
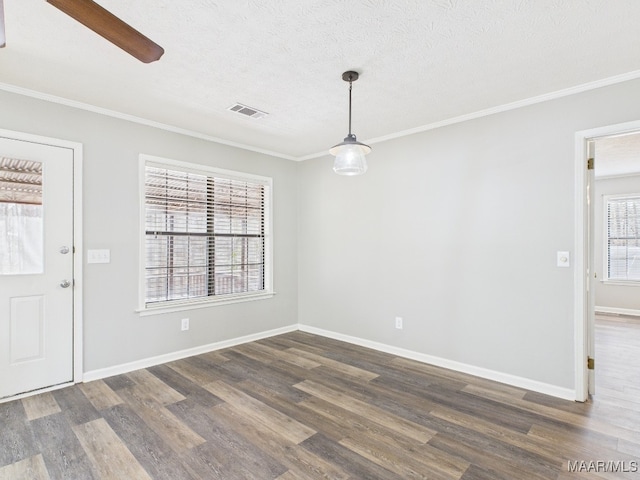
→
(599, 280, 640, 287)
(137, 291, 275, 316)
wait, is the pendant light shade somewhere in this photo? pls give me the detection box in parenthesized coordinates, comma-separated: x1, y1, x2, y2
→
(330, 71, 371, 176)
(330, 134, 371, 175)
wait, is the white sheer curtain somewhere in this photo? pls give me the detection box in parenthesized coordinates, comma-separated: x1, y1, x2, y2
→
(0, 203, 43, 275)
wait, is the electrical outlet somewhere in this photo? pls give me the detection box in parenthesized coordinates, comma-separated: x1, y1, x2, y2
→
(395, 317, 403, 329)
(181, 318, 189, 331)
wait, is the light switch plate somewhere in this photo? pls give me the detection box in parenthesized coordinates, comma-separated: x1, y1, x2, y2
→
(87, 249, 110, 264)
(557, 251, 570, 267)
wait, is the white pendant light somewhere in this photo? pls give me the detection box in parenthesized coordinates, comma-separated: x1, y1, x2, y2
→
(330, 71, 371, 176)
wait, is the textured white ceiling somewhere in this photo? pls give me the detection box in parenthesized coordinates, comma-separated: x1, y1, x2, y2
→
(1, 0, 640, 159)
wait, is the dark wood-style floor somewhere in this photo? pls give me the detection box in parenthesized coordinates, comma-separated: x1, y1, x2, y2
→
(1, 319, 639, 479)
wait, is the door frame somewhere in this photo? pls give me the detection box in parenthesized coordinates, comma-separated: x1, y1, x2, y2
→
(0, 128, 83, 398)
(574, 119, 640, 401)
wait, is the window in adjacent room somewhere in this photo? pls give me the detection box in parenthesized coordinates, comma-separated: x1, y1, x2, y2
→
(605, 194, 640, 282)
(140, 155, 272, 311)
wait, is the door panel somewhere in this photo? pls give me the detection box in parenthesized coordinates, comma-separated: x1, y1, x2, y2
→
(10, 295, 45, 363)
(0, 136, 74, 399)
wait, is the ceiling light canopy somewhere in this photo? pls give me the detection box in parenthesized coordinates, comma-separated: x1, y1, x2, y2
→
(330, 71, 371, 176)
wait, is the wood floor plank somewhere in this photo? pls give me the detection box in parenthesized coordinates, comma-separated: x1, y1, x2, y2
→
(235, 365, 310, 404)
(179, 440, 284, 480)
(430, 406, 562, 464)
(294, 379, 434, 443)
(257, 333, 327, 355)
(195, 350, 230, 364)
(73, 418, 152, 480)
(0, 454, 50, 480)
(297, 398, 469, 480)
(101, 404, 197, 480)
(21, 393, 61, 421)
(203, 380, 316, 444)
(236, 341, 322, 369)
(166, 357, 229, 387)
(297, 366, 447, 433)
(166, 399, 287, 479)
(117, 387, 206, 453)
(52, 386, 101, 426)
(617, 438, 640, 457)
(389, 356, 530, 400)
(147, 364, 223, 408)
(339, 434, 464, 480)
(212, 402, 350, 480)
(29, 412, 97, 480)
(79, 380, 123, 411)
(167, 357, 242, 385)
(287, 347, 380, 381)
(238, 381, 354, 443)
(0, 401, 40, 468)
(427, 431, 559, 480)
(459, 464, 512, 480)
(125, 369, 185, 406)
(368, 370, 537, 433)
(300, 432, 407, 480)
(297, 394, 430, 451)
(463, 383, 640, 444)
(527, 422, 639, 465)
(101, 374, 136, 391)
(275, 470, 299, 480)
(219, 349, 308, 392)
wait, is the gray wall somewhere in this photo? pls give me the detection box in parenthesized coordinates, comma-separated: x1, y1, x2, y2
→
(0, 90, 299, 372)
(298, 79, 640, 390)
(4, 77, 640, 391)
(595, 174, 640, 312)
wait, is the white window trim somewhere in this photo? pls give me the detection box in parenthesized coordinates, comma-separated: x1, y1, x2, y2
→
(599, 279, 640, 286)
(137, 154, 274, 315)
(602, 193, 640, 285)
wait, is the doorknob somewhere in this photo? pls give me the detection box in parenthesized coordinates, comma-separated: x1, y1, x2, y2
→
(60, 246, 70, 254)
(60, 280, 72, 288)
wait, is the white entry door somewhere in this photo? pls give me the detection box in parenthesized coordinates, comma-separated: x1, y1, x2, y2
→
(0, 136, 74, 399)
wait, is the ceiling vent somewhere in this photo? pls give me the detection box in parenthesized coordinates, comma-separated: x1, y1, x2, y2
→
(227, 103, 268, 119)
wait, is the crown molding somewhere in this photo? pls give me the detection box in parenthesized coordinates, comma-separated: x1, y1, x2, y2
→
(0, 82, 296, 161)
(4, 68, 640, 163)
(299, 69, 640, 161)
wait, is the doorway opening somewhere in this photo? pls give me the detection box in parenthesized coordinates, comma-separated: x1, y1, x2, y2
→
(575, 121, 640, 402)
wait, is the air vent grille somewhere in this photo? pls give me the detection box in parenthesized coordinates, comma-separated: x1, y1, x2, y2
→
(228, 103, 268, 119)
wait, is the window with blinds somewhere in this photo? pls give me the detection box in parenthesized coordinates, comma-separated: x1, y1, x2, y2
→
(143, 160, 270, 307)
(606, 195, 640, 281)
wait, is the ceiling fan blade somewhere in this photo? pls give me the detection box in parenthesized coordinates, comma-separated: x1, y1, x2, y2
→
(0, 0, 6, 48)
(46, 0, 164, 63)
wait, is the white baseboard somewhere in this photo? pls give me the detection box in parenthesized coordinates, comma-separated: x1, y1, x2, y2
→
(298, 324, 576, 401)
(82, 324, 298, 383)
(83, 322, 576, 401)
(595, 306, 640, 317)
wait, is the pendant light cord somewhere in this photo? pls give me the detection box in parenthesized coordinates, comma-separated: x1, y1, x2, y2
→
(348, 79, 353, 136)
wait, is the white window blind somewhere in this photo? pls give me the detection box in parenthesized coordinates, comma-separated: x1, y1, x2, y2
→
(144, 163, 269, 306)
(607, 195, 640, 281)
